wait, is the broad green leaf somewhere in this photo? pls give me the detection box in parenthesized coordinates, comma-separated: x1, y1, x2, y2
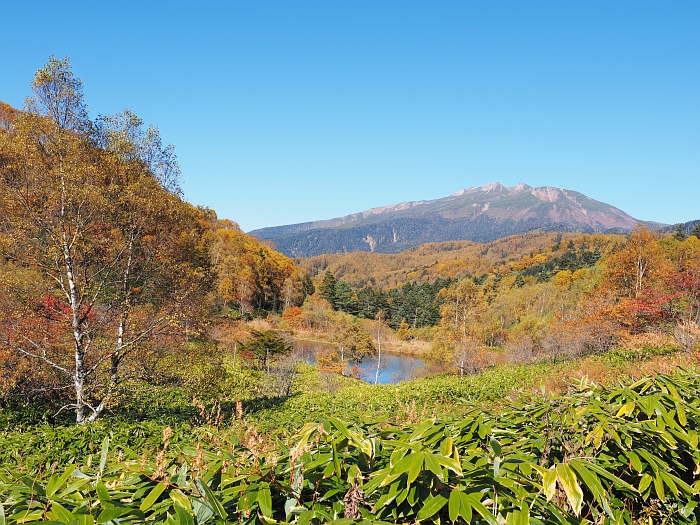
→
(435, 454, 462, 475)
(409, 419, 435, 442)
(616, 401, 636, 417)
(258, 483, 273, 517)
(175, 503, 195, 525)
(97, 506, 133, 523)
(448, 489, 460, 522)
(170, 489, 192, 512)
(626, 451, 642, 472)
(676, 403, 687, 426)
(98, 435, 110, 477)
(139, 482, 167, 512)
(440, 437, 454, 457)
(415, 494, 447, 521)
(95, 480, 111, 503)
(459, 492, 473, 522)
(424, 453, 443, 478)
(407, 452, 424, 484)
(490, 437, 502, 456)
(638, 473, 653, 493)
(569, 459, 614, 519)
(536, 466, 557, 502)
(466, 494, 498, 525)
(69, 515, 95, 525)
(506, 508, 529, 525)
(577, 460, 639, 493)
(556, 463, 583, 517)
(51, 465, 76, 495)
(196, 478, 227, 520)
(193, 497, 215, 523)
(659, 471, 678, 497)
(389, 453, 415, 477)
(48, 502, 74, 523)
(653, 474, 665, 500)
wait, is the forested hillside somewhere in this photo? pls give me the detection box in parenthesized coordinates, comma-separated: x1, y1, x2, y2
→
(298, 231, 621, 288)
(0, 58, 308, 424)
(294, 225, 699, 375)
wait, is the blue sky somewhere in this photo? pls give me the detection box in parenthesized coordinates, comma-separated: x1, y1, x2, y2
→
(2, 1, 698, 231)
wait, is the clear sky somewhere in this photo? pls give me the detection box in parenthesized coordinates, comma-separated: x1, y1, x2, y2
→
(2, 1, 698, 231)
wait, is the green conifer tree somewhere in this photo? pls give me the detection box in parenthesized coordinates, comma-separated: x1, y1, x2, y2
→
(320, 270, 337, 307)
(673, 224, 687, 241)
(334, 280, 356, 313)
(691, 222, 700, 239)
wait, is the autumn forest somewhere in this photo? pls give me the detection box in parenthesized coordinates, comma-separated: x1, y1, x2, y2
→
(1, 58, 700, 523)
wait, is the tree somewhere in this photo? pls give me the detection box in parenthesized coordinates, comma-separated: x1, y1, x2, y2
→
(603, 225, 669, 298)
(673, 224, 687, 241)
(374, 311, 388, 384)
(281, 276, 302, 310)
(692, 222, 700, 240)
(239, 330, 293, 373)
(319, 270, 337, 307)
(332, 322, 376, 368)
(0, 57, 207, 423)
(301, 274, 315, 299)
(665, 237, 700, 351)
(333, 280, 355, 313)
(439, 279, 486, 375)
(206, 220, 299, 315)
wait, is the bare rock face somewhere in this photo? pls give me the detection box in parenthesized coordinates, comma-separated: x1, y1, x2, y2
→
(250, 183, 644, 257)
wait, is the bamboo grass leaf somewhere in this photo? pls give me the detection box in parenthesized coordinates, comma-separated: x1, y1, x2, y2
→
(555, 463, 583, 517)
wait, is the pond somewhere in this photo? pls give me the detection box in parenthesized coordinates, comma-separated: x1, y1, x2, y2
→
(293, 340, 425, 384)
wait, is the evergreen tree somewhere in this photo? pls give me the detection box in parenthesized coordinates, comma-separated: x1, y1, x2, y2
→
(334, 280, 356, 313)
(319, 270, 337, 307)
(356, 287, 389, 320)
(674, 224, 687, 241)
(691, 222, 700, 240)
(301, 274, 315, 299)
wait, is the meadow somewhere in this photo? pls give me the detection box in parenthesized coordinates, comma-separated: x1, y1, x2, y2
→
(2, 344, 698, 523)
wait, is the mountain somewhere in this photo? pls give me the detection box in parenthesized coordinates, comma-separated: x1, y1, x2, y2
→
(250, 182, 645, 257)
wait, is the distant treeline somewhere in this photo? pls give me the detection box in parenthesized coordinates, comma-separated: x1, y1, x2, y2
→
(314, 239, 605, 330)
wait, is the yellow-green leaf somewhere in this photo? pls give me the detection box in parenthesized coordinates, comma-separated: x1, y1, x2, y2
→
(556, 463, 584, 517)
(616, 401, 636, 417)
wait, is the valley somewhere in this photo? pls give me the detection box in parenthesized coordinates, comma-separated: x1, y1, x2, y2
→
(1, 58, 699, 524)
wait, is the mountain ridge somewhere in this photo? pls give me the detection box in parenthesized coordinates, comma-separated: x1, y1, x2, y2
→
(250, 182, 652, 257)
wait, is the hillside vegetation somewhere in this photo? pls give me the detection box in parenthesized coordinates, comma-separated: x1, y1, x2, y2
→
(1, 351, 698, 523)
(298, 231, 617, 289)
(0, 58, 310, 423)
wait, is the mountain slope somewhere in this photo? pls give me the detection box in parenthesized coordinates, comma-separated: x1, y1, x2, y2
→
(250, 182, 644, 257)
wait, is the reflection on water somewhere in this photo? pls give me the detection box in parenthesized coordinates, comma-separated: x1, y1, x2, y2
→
(293, 340, 425, 384)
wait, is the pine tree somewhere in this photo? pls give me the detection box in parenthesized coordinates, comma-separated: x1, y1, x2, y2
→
(334, 280, 355, 313)
(301, 274, 315, 299)
(691, 222, 700, 240)
(512, 274, 526, 288)
(673, 224, 687, 241)
(320, 270, 337, 307)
